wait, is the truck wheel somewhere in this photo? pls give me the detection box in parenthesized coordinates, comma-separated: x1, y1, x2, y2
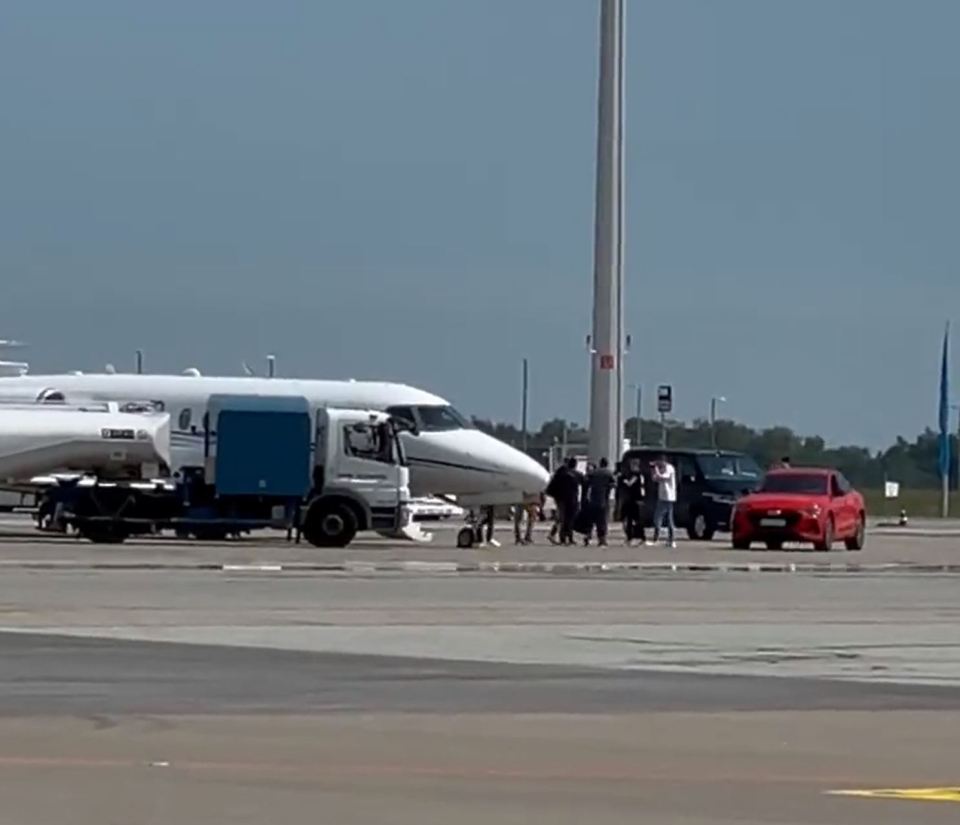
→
(686, 511, 715, 542)
(303, 502, 358, 548)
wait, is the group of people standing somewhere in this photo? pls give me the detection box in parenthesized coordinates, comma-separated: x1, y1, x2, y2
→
(544, 454, 679, 548)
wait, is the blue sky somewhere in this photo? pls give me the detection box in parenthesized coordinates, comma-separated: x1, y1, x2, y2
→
(1, 0, 958, 447)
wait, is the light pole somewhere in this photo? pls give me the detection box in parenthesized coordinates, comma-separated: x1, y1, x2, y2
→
(587, 0, 626, 464)
(521, 357, 529, 453)
(629, 384, 642, 446)
(710, 396, 726, 449)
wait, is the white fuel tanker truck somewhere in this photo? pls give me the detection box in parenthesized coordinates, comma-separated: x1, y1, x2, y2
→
(0, 403, 170, 482)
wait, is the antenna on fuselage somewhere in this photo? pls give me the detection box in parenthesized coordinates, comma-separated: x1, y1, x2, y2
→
(267, 354, 276, 378)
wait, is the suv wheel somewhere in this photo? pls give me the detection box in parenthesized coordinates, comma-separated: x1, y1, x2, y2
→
(686, 511, 715, 542)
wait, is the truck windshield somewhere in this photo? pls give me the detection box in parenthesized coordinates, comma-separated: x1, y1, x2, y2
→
(698, 454, 762, 480)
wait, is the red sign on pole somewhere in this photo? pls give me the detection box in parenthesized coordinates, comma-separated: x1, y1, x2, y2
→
(599, 354, 615, 370)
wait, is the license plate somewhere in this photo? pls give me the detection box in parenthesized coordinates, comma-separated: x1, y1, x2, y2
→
(760, 518, 787, 527)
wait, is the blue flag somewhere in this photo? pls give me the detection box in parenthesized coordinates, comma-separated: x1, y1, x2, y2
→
(939, 322, 951, 481)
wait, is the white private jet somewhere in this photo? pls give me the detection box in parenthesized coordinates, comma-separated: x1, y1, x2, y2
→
(0, 340, 28, 378)
(0, 372, 549, 507)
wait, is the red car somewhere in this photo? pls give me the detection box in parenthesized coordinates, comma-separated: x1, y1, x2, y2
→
(730, 467, 866, 551)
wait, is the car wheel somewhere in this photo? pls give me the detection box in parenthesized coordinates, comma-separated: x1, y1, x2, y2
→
(686, 511, 715, 542)
(814, 517, 835, 552)
(844, 514, 866, 551)
(732, 536, 750, 550)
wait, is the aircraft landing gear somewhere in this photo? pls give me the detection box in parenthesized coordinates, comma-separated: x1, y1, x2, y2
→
(456, 524, 479, 548)
(456, 507, 496, 549)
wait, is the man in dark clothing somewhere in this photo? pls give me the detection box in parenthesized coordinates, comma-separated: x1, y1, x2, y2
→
(583, 458, 615, 546)
(547, 457, 581, 545)
(618, 457, 646, 545)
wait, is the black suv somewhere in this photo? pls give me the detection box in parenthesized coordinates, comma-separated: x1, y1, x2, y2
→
(618, 448, 764, 540)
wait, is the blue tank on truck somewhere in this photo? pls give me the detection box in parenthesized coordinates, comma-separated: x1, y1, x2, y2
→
(207, 394, 312, 498)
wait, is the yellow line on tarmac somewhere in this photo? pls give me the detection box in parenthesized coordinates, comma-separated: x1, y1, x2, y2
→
(829, 787, 960, 803)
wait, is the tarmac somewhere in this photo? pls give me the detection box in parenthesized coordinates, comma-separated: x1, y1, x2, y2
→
(0, 514, 957, 574)
(0, 514, 957, 823)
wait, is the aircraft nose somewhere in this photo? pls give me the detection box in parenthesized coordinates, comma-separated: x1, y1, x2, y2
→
(512, 449, 551, 496)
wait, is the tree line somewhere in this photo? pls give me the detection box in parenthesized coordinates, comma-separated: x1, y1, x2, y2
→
(471, 415, 953, 491)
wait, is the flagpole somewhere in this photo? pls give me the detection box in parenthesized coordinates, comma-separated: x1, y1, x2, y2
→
(940, 322, 951, 518)
(943, 457, 950, 519)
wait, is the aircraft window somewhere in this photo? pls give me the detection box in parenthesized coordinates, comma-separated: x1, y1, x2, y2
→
(415, 405, 472, 431)
(178, 408, 192, 431)
(120, 400, 164, 413)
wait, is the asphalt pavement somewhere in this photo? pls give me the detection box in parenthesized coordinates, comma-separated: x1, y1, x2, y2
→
(0, 515, 957, 823)
(0, 514, 957, 573)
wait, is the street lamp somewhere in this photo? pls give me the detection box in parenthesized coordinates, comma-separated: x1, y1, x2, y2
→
(710, 396, 727, 449)
(629, 383, 642, 446)
(521, 357, 529, 453)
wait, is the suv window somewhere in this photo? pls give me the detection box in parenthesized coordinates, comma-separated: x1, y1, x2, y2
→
(677, 455, 699, 485)
(830, 475, 844, 497)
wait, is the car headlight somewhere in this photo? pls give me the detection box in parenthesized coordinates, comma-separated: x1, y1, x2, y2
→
(802, 504, 822, 518)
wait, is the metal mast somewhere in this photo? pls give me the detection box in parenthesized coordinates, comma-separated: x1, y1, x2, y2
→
(588, 0, 626, 463)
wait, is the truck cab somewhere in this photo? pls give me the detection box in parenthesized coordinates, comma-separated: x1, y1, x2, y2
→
(302, 407, 411, 547)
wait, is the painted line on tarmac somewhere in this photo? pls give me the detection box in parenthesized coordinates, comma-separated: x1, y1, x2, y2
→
(828, 787, 960, 803)
(221, 564, 284, 573)
(0, 559, 959, 575)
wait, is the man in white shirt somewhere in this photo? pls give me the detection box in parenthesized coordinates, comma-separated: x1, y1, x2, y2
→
(647, 454, 677, 548)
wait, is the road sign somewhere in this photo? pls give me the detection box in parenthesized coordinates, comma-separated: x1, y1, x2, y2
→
(657, 385, 673, 414)
(884, 481, 900, 499)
